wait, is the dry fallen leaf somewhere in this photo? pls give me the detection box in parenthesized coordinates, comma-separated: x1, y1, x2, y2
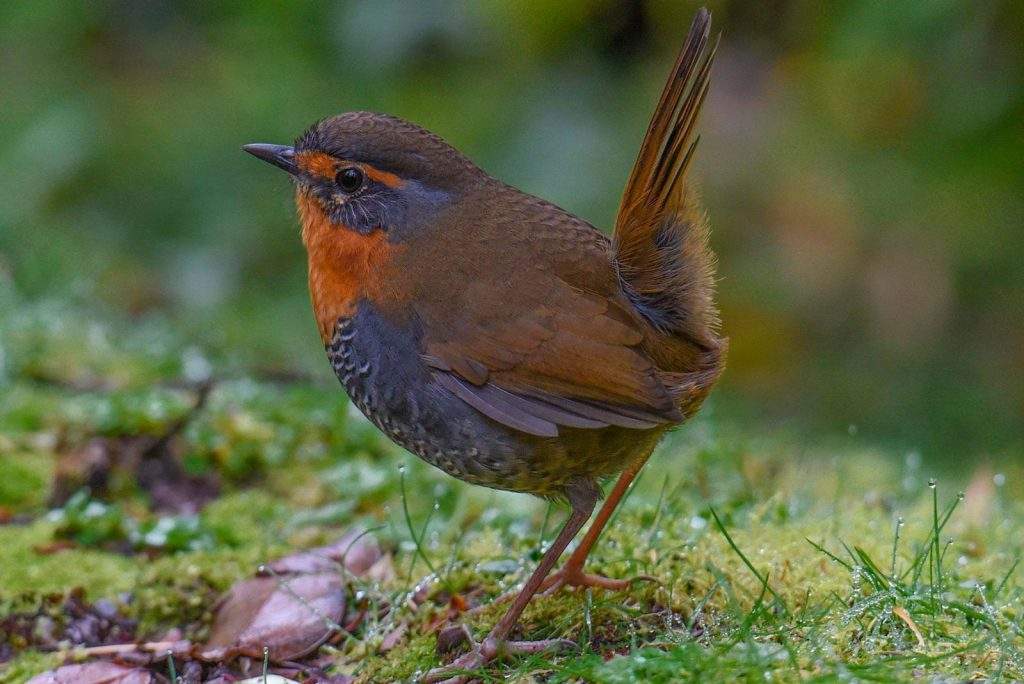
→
(26, 661, 153, 684)
(379, 622, 408, 653)
(262, 529, 383, 577)
(201, 573, 345, 662)
(893, 605, 926, 648)
(363, 553, 395, 584)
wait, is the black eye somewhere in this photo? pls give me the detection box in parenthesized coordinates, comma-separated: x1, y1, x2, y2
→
(335, 166, 364, 193)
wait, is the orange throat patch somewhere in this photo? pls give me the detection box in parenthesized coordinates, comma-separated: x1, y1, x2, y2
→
(296, 191, 396, 342)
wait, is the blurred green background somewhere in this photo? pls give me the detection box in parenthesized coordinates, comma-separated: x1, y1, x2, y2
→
(2, 0, 1022, 463)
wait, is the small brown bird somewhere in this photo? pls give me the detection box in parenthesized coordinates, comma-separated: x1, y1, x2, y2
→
(245, 9, 724, 681)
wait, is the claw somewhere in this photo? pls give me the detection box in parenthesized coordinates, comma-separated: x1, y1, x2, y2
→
(423, 632, 576, 683)
(480, 568, 656, 610)
(539, 568, 658, 596)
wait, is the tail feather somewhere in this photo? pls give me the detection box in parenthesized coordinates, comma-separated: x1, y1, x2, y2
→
(613, 8, 719, 348)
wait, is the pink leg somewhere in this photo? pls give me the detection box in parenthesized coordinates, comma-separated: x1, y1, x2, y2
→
(424, 481, 598, 684)
(539, 453, 654, 595)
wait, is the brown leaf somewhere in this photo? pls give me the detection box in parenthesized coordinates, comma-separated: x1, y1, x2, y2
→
(26, 662, 153, 684)
(363, 553, 395, 584)
(201, 573, 345, 662)
(892, 605, 926, 648)
(379, 622, 407, 653)
(261, 529, 383, 577)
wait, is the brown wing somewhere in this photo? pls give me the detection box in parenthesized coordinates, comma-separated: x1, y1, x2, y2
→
(409, 205, 682, 438)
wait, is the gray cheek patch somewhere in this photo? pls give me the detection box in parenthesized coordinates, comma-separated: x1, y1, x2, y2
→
(308, 179, 451, 238)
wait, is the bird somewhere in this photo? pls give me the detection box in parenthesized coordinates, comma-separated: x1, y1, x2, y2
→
(244, 8, 724, 681)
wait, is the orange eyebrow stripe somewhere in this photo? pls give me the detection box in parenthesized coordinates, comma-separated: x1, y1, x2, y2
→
(362, 165, 405, 189)
(295, 151, 405, 189)
(295, 151, 337, 178)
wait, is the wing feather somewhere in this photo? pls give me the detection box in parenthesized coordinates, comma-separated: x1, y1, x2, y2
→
(419, 269, 682, 435)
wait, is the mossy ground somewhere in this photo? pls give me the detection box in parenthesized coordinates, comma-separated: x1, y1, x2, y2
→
(1, 301, 1022, 682)
(351, 443, 1024, 683)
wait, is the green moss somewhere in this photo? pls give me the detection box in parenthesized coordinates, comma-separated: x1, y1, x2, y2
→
(0, 490, 293, 635)
(0, 304, 1020, 684)
(133, 490, 293, 635)
(354, 632, 438, 683)
(133, 545, 283, 637)
(333, 446, 1024, 682)
(0, 521, 137, 607)
(200, 489, 288, 546)
(0, 452, 51, 511)
(0, 650, 62, 684)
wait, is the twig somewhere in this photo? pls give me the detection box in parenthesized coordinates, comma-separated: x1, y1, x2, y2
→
(55, 639, 184, 657)
(141, 379, 214, 460)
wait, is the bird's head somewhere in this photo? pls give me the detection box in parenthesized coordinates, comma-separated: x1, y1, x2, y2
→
(244, 112, 480, 340)
(245, 111, 480, 240)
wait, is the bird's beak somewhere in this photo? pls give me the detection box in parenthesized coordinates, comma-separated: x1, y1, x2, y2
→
(242, 143, 297, 175)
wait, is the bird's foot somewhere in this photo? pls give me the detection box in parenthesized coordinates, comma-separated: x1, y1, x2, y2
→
(538, 566, 657, 596)
(423, 631, 575, 684)
(476, 566, 655, 613)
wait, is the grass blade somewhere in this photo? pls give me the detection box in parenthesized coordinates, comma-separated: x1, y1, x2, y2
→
(709, 507, 789, 616)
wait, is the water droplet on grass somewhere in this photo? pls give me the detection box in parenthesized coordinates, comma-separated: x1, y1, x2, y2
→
(928, 478, 937, 489)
